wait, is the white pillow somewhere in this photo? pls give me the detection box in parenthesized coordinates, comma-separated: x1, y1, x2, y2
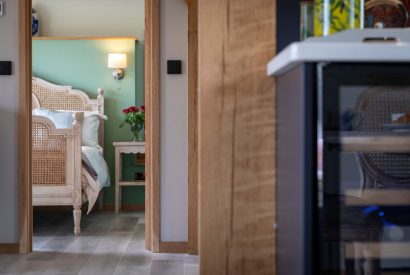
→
(82, 111, 102, 147)
(32, 108, 107, 147)
(32, 108, 73, 128)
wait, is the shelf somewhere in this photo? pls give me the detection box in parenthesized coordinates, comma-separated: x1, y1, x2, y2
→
(325, 132, 410, 153)
(113, 141, 145, 146)
(344, 189, 410, 206)
(32, 36, 138, 41)
(118, 180, 145, 186)
(345, 242, 410, 259)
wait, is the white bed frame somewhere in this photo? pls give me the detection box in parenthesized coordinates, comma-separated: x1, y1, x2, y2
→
(31, 77, 105, 236)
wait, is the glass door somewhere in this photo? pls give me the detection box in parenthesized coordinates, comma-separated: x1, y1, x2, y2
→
(319, 63, 410, 275)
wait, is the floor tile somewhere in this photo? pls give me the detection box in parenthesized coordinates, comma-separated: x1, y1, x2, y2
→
(150, 260, 184, 275)
(114, 265, 151, 275)
(0, 211, 198, 275)
(185, 265, 200, 275)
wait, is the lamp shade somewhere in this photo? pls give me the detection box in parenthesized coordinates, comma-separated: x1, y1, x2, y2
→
(108, 53, 127, 69)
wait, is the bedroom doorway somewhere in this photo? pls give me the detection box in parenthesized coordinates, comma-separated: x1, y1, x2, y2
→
(18, 0, 198, 256)
(29, 1, 149, 260)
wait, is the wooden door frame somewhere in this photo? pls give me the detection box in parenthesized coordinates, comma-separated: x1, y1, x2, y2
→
(18, 0, 198, 255)
(145, 0, 198, 254)
(144, 0, 160, 252)
(185, 0, 199, 255)
(19, 0, 33, 254)
(187, 0, 198, 255)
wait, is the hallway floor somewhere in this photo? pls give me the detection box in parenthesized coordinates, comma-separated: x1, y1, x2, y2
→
(0, 211, 198, 275)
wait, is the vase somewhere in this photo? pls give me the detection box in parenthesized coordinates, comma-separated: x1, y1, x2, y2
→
(314, 0, 363, 37)
(301, 1, 315, 40)
(131, 123, 144, 142)
(32, 8, 40, 37)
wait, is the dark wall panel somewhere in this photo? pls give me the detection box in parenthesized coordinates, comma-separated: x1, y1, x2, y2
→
(276, 0, 300, 53)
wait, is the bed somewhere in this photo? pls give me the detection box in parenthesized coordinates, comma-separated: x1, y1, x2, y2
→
(31, 77, 110, 236)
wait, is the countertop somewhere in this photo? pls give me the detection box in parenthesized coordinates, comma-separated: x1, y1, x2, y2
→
(267, 29, 410, 77)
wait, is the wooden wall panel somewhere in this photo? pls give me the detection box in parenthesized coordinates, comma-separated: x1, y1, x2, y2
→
(187, 0, 199, 255)
(198, 0, 276, 274)
(145, 0, 160, 252)
(19, 0, 32, 254)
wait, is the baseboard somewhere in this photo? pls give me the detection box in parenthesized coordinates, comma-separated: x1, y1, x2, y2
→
(33, 204, 145, 212)
(33, 205, 88, 212)
(159, 242, 188, 253)
(0, 243, 19, 254)
(103, 203, 145, 212)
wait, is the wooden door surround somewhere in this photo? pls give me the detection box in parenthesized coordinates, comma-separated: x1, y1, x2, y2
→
(145, 0, 199, 254)
(19, 0, 33, 254)
(16, 0, 198, 255)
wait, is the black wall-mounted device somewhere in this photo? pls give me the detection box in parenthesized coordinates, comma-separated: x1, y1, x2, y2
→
(167, 60, 182, 75)
(0, 61, 12, 75)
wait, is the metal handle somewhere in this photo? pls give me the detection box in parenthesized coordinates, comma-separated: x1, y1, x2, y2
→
(363, 37, 399, 43)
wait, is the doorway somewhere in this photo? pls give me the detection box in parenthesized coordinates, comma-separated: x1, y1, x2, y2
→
(30, 0, 148, 258)
(18, 0, 198, 255)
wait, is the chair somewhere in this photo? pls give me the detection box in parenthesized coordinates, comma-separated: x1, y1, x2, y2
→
(355, 86, 410, 190)
(351, 86, 410, 274)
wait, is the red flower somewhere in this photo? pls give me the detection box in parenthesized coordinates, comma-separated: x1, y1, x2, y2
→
(141, 105, 145, 112)
(122, 108, 129, 114)
(129, 106, 137, 112)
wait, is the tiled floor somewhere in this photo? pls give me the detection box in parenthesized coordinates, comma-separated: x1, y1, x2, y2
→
(0, 211, 199, 275)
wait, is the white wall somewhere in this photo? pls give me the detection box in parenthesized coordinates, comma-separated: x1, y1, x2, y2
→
(32, 0, 145, 39)
(0, 0, 189, 244)
(0, 0, 20, 243)
(160, 0, 188, 242)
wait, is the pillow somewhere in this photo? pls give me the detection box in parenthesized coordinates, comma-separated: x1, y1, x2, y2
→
(82, 111, 102, 147)
(33, 108, 73, 128)
(32, 108, 107, 147)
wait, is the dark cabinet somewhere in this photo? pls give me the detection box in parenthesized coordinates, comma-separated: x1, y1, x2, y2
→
(275, 62, 410, 275)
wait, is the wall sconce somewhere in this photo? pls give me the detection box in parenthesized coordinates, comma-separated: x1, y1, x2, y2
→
(108, 53, 127, 81)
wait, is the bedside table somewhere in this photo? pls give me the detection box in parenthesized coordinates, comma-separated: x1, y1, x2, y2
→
(113, 142, 145, 214)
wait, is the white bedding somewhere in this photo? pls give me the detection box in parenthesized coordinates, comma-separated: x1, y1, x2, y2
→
(81, 146, 110, 213)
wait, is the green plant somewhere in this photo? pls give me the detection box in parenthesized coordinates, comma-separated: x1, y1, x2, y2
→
(120, 105, 145, 141)
(120, 105, 145, 127)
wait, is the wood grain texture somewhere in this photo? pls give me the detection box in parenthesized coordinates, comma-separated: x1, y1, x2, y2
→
(145, 0, 160, 253)
(145, 0, 152, 251)
(198, 0, 276, 274)
(19, 0, 33, 254)
(159, 242, 188, 254)
(187, 0, 199, 256)
(0, 244, 20, 254)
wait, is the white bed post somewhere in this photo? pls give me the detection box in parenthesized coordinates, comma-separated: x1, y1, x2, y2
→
(97, 88, 105, 149)
(97, 88, 105, 211)
(72, 112, 83, 236)
(97, 88, 104, 114)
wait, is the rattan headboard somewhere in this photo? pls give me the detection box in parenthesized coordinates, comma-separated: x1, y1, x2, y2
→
(32, 77, 105, 147)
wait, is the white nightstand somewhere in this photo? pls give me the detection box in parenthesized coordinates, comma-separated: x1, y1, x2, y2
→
(113, 142, 145, 214)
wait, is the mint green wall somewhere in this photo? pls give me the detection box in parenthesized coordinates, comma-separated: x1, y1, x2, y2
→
(32, 39, 145, 205)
